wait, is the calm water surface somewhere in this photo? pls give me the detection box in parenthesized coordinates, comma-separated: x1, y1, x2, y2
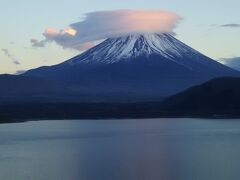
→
(0, 118, 240, 180)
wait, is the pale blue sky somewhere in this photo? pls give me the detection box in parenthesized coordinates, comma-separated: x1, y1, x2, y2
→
(0, 0, 239, 73)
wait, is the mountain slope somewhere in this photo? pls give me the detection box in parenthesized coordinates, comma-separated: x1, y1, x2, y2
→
(24, 33, 239, 101)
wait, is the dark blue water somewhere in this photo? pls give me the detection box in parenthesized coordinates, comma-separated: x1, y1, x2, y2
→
(0, 119, 240, 180)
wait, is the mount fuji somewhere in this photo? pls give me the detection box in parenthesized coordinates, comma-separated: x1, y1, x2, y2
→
(23, 33, 239, 102)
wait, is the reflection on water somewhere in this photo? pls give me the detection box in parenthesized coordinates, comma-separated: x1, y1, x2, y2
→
(0, 119, 240, 180)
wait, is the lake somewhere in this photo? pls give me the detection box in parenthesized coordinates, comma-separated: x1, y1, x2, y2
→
(0, 119, 240, 180)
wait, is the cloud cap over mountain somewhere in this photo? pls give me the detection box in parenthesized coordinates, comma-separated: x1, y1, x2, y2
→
(32, 10, 181, 51)
(70, 10, 181, 42)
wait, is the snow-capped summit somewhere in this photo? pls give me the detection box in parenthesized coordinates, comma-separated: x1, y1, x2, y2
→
(67, 33, 200, 65)
(25, 33, 239, 102)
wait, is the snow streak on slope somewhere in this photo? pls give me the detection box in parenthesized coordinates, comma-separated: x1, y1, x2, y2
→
(67, 33, 205, 65)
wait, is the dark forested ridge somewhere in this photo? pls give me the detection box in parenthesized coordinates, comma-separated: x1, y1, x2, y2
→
(161, 77, 240, 117)
(1, 77, 240, 122)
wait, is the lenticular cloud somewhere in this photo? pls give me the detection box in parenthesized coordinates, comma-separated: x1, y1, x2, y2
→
(71, 10, 181, 41)
(34, 10, 181, 51)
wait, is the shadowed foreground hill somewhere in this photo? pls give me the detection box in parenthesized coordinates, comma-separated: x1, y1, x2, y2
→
(161, 77, 240, 117)
(1, 77, 240, 122)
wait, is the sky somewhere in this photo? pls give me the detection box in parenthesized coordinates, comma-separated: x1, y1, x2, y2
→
(0, 0, 239, 74)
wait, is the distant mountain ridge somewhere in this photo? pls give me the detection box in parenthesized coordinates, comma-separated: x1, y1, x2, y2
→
(23, 33, 239, 101)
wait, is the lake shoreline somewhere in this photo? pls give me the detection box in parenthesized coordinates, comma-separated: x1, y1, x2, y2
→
(1, 102, 240, 124)
(2, 115, 240, 124)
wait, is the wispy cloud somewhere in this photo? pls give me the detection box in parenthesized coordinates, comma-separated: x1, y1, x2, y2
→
(220, 24, 240, 28)
(30, 39, 46, 47)
(13, 60, 20, 65)
(218, 57, 240, 71)
(15, 70, 26, 75)
(32, 10, 181, 51)
(1, 48, 21, 65)
(1, 48, 11, 57)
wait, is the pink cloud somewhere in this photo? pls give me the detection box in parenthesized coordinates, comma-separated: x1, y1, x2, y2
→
(32, 10, 181, 51)
(71, 10, 181, 42)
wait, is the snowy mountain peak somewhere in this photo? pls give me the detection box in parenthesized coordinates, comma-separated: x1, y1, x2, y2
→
(67, 33, 200, 64)
(25, 33, 239, 101)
